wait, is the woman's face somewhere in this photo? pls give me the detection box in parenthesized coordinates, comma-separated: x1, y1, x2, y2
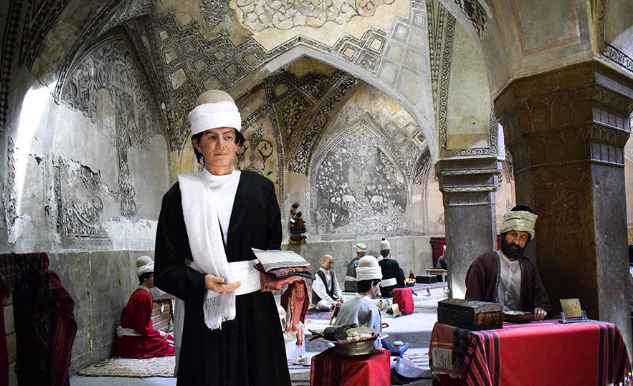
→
(194, 127, 239, 174)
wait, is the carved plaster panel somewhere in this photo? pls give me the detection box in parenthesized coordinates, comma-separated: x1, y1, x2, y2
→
(237, 102, 284, 200)
(311, 122, 408, 238)
(0, 0, 23, 132)
(200, 0, 230, 29)
(233, 0, 395, 31)
(60, 35, 162, 217)
(147, 1, 428, 152)
(289, 73, 359, 174)
(428, 0, 497, 159)
(596, 0, 633, 75)
(451, 0, 487, 38)
(20, 0, 73, 68)
(426, 0, 453, 113)
(4, 137, 18, 235)
(234, 68, 357, 201)
(53, 157, 111, 247)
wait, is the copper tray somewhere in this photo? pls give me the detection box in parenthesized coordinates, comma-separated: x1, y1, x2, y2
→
(334, 336, 379, 357)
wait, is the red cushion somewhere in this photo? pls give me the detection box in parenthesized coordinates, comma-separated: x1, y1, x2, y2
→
(391, 288, 414, 315)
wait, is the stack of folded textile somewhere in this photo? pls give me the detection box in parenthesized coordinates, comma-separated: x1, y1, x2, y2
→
(252, 249, 314, 346)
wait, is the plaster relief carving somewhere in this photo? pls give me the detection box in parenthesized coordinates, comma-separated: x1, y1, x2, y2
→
(146, 2, 424, 147)
(237, 123, 278, 181)
(452, 0, 487, 38)
(233, 0, 395, 31)
(312, 122, 407, 238)
(290, 73, 359, 174)
(53, 157, 110, 245)
(20, 0, 72, 68)
(237, 87, 284, 201)
(60, 36, 162, 218)
(0, 0, 22, 131)
(200, 0, 231, 29)
(4, 137, 18, 238)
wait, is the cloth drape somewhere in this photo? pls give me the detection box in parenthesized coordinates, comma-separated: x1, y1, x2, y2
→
(0, 253, 76, 386)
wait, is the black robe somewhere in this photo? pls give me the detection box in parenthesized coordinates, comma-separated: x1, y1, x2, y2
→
(379, 258, 406, 297)
(154, 171, 291, 386)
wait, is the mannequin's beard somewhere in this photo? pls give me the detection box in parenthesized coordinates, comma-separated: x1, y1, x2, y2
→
(501, 237, 526, 260)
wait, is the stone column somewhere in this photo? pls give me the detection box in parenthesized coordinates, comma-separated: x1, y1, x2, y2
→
(495, 60, 633, 345)
(436, 157, 500, 299)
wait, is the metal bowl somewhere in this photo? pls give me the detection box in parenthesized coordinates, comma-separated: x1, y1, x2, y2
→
(334, 336, 378, 357)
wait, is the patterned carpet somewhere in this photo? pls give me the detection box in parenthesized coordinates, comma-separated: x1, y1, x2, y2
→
(306, 308, 334, 320)
(77, 356, 175, 378)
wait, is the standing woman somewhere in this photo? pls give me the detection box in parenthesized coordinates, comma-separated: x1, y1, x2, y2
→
(154, 90, 291, 386)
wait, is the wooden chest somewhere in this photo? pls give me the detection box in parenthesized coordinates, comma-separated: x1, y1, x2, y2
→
(438, 299, 502, 331)
(152, 296, 174, 333)
(416, 274, 437, 284)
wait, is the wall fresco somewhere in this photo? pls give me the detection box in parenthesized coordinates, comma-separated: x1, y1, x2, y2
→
(309, 84, 433, 239)
(312, 122, 408, 237)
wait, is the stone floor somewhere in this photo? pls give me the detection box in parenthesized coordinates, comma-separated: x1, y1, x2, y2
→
(70, 286, 446, 386)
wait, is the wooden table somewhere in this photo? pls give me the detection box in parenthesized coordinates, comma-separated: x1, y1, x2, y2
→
(425, 268, 448, 292)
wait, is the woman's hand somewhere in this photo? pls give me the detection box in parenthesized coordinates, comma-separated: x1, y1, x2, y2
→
(205, 274, 241, 293)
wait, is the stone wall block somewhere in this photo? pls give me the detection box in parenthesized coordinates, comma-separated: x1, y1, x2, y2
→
(517, 101, 533, 134)
(570, 88, 593, 124)
(530, 98, 551, 132)
(48, 250, 148, 372)
(549, 93, 571, 128)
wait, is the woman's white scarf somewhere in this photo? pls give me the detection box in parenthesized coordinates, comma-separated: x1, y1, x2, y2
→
(178, 170, 240, 330)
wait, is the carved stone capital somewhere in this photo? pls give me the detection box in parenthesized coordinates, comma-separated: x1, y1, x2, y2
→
(495, 60, 633, 173)
(435, 156, 500, 206)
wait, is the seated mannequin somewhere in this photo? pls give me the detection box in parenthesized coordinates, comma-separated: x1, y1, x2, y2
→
(311, 254, 343, 311)
(335, 256, 409, 356)
(116, 256, 175, 358)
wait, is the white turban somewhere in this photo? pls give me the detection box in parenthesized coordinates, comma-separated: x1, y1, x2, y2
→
(356, 256, 383, 281)
(136, 255, 154, 276)
(499, 210, 538, 240)
(188, 90, 242, 135)
(380, 239, 390, 251)
(355, 243, 367, 253)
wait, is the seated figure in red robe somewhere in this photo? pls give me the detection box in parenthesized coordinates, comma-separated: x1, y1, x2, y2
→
(116, 256, 175, 358)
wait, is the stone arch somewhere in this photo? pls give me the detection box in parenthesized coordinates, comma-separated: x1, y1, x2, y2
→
(231, 44, 438, 166)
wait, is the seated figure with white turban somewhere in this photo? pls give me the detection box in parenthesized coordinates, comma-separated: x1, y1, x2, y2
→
(378, 238, 407, 297)
(335, 256, 409, 356)
(465, 205, 552, 320)
(116, 256, 175, 358)
(344, 242, 367, 292)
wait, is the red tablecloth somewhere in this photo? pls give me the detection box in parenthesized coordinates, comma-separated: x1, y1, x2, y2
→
(429, 320, 632, 386)
(310, 348, 391, 386)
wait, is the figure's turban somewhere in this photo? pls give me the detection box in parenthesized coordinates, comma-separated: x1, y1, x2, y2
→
(499, 211, 538, 240)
